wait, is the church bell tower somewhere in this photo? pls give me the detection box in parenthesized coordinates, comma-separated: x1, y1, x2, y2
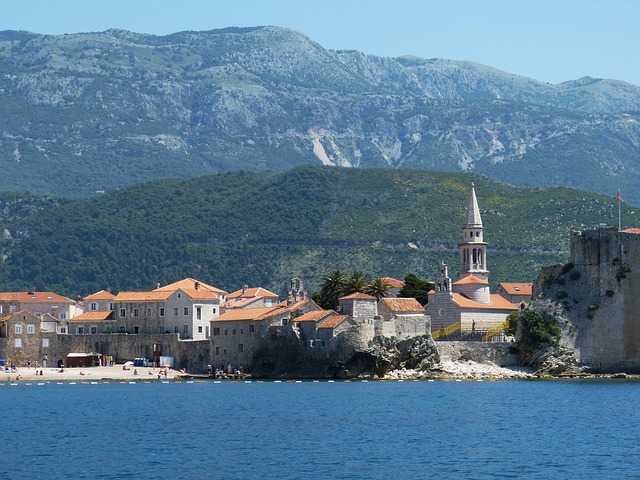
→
(459, 182, 489, 281)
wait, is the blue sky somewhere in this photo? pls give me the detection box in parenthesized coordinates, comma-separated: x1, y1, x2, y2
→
(2, 0, 639, 86)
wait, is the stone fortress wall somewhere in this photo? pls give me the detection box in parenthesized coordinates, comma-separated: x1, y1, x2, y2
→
(540, 227, 640, 372)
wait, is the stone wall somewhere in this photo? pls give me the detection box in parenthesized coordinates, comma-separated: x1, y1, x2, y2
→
(539, 227, 640, 372)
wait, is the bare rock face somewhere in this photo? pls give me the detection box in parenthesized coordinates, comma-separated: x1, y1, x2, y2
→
(250, 330, 440, 379)
(515, 298, 587, 376)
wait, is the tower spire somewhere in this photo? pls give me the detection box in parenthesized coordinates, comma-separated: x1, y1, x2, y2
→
(464, 182, 483, 228)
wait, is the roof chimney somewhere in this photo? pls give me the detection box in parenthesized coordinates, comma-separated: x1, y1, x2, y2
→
(242, 284, 249, 293)
(195, 281, 200, 291)
(154, 282, 161, 290)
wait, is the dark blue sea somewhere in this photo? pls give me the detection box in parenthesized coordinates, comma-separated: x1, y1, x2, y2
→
(1, 379, 639, 479)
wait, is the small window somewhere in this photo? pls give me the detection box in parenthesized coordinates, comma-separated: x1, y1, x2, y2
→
(14, 325, 22, 335)
(197, 326, 203, 334)
(238, 343, 244, 353)
(213, 327, 220, 336)
(146, 308, 151, 317)
(223, 348, 227, 355)
(281, 318, 288, 326)
(42, 338, 49, 348)
(134, 326, 139, 334)
(90, 326, 97, 334)
(232, 328, 236, 335)
(160, 307, 165, 317)
(133, 308, 139, 317)
(173, 307, 178, 316)
(240, 328, 244, 335)
(183, 324, 189, 334)
(177, 293, 181, 299)
(215, 346, 219, 355)
(224, 329, 228, 336)
(196, 307, 202, 320)
(14, 338, 22, 348)
(77, 326, 84, 334)
(120, 308, 126, 318)
(183, 307, 189, 316)
(212, 307, 217, 315)
(27, 324, 35, 334)
(58, 313, 66, 320)
(174, 326, 179, 334)
(90, 302, 98, 311)
(59, 327, 67, 334)
(108, 302, 113, 311)
(250, 324, 255, 333)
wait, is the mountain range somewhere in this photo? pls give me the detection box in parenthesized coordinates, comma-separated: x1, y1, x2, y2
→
(1, 27, 639, 202)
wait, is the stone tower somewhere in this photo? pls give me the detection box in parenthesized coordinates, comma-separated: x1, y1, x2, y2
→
(458, 182, 489, 281)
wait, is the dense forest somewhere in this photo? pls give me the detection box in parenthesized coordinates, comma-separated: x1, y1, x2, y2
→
(0, 166, 631, 298)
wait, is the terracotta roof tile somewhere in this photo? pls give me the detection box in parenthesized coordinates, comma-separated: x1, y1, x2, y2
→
(0, 292, 75, 303)
(294, 310, 334, 323)
(176, 288, 219, 300)
(451, 293, 518, 311)
(497, 283, 533, 296)
(212, 306, 283, 322)
(69, 311, 114, 322)
(621, 228, 640, 234)
(113, 291, 173, 302)
(452, 275, 489, 286)
(155, 277, 227, 295)
(379, 297, 424, 313)
(227, 286, 279, 300)
(339, 292, 377, 301)
(0, 311, 39, 323)
(83, 290, 116, 301)
(381, 277, 405, 289)
(318, 314, 351, 330)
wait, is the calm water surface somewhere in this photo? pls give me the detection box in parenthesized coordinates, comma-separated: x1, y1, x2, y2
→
(1, 379, 639, 479)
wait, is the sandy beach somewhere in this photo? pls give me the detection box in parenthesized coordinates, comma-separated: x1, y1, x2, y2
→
(2, 365, 181, 382)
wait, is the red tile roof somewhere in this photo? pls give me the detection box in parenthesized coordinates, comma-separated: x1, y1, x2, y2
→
(453, 275, 489, 286)
(83, 290, 116, 301)
(155, 277, 227, 295)
(0, 311, 40, 323)
(379, 297, 424, 313)
(621, 228, 640, 234)
(381, 277, 405, 289)
(69, 311, 114, 322)
(294, 310, 334, 323)
(113, 291, 173, 302)
(339, 292, 377, 301)
(497, 283, 533, 296)
(451, 293, 518, 311)
(0, 292, 75, 303)
(212, 306, 284, 322)
(318, 314, 351, 330)
(227, 286, 279, 300)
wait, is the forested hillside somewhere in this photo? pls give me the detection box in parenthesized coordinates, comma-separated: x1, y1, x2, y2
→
(0, 27, 639, 202)
(0, 166, 631, 298)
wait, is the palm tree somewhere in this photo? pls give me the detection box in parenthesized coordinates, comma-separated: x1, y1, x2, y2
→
(319, 269, 347, 309)
(364, 277, 391, 300)
(343, 270, 367, 296)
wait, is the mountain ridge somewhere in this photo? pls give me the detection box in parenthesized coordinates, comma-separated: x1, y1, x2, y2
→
(0, 26, 639, 201)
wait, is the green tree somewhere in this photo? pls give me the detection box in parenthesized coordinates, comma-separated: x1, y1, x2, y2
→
(364, 277, 391, 300)
(319, 269, 347, 309)
(398, 273, 434, 306)
(343, 270, 367, 296)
